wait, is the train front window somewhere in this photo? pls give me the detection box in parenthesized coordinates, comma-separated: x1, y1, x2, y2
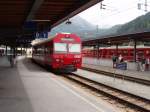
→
(68, 43, 81, 53)
(54, 43, 67, 53)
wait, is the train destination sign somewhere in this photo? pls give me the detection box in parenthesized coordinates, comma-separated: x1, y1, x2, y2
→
(61, 38, 74, 41)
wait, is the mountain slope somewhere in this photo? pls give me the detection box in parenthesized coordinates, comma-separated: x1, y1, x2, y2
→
(49, 12, 150, 39)
(117, 12, 150, 34)
(49, 16, 95, 36)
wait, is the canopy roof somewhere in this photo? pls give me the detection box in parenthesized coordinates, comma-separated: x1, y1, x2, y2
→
(83, 32, 150, 46)
(0, 0, 102, 46)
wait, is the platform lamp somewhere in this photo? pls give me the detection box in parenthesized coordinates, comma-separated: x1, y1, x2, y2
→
(66, 19, 72, 24)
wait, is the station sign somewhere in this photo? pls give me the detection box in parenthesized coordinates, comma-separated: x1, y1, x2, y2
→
(35, 31, 48, 39)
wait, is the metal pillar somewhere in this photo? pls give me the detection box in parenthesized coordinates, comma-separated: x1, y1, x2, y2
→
(133, 40, 137, 62)
(13, 47, 15, 57)
(116, 44, 118, 57)
(10, 47, 13, 56)
(97, 43, 100, 59)
(21, 46, 23, 55)
(5, 45, 7, 56)
(23, 45, 26, 55)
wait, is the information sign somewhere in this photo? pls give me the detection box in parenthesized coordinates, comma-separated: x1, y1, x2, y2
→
(116, 62, 127, 70)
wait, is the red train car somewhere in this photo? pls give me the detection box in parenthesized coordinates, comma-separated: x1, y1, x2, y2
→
(82, 46, 150, 61)
(32, 33, 82, 72)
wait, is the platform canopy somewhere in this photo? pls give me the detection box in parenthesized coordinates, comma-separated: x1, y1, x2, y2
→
(0, 0, 102, 46)
(83, 32, 150, 46)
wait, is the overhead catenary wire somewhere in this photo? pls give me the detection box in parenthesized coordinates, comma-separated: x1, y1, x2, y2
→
(99, 0, 150, 16)
(95, 0, 150, 28)
(98, 2, 150, 20)
(102, 6, 141, 18)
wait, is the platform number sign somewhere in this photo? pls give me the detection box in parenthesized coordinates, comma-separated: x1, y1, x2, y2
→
(35, 31, 48, 39)
(36, 32, 39, 38)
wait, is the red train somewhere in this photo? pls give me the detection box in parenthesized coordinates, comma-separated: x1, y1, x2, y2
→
(82, 46, 150, 61)
(32, 33, 82, 72)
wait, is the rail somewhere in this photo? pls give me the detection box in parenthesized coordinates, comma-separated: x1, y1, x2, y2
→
(63, 73, 150, 112)
(81, 67, 150, 86)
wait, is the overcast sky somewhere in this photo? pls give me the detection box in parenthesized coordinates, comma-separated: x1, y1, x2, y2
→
(78, 0, 150, 28)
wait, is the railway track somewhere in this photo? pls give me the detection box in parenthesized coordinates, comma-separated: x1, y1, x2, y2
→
(82, 67, 150, 86)
(64, 73, 150, 112)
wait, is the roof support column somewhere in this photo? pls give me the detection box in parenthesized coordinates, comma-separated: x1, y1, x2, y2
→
(133, 39, 137, 62)
(13, 47, 16, 57)
(10, 47, 15, 57)
(97, 42, 100, 59)
(116, 44, 118, 57)
(5, 45, 7, 56)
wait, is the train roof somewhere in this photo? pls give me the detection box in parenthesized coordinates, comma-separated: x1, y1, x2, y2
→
(32, 33, 79, 46)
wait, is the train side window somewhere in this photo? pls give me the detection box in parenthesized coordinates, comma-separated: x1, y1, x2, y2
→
(146, 50, 150, 56)
(34, 47, 38, 55)
(118, 50, 121, 55)
(123, 50, 128, 56)
(42, 46, 45, 55)
(130, 50, 133, 56)
(138, 50, 144, 56)
(45, 45, 48, 54)
(49, 47, 53, 54)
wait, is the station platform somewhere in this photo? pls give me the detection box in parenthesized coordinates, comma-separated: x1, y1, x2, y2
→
(76, 69, 150, 100)
(82, 57, 150, 81)
(0, 56, 117, 112)
(75, 58, 150, 100)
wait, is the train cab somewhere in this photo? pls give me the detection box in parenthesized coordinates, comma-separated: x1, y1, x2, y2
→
(32, 33, 82, 72)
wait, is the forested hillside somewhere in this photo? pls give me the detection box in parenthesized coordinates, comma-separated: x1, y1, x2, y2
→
(117, 12, 150, 34)
(49, 12, 150, 39)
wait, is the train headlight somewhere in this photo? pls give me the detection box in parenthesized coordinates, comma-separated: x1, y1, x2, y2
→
(56, 59, 60, 62)
(55, 58, 63, 63)
(74, 55, 81, 58)
(74, 59, 80, 63)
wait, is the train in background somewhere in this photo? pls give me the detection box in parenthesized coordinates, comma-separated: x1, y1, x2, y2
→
(32, 33, 82, 72)
(82, 45, 150, 61)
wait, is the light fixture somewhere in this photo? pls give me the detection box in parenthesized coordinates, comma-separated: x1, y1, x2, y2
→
(66, 19, 72, 24)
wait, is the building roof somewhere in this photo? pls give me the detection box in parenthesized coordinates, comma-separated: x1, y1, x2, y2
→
(83, 31, 150, 46)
